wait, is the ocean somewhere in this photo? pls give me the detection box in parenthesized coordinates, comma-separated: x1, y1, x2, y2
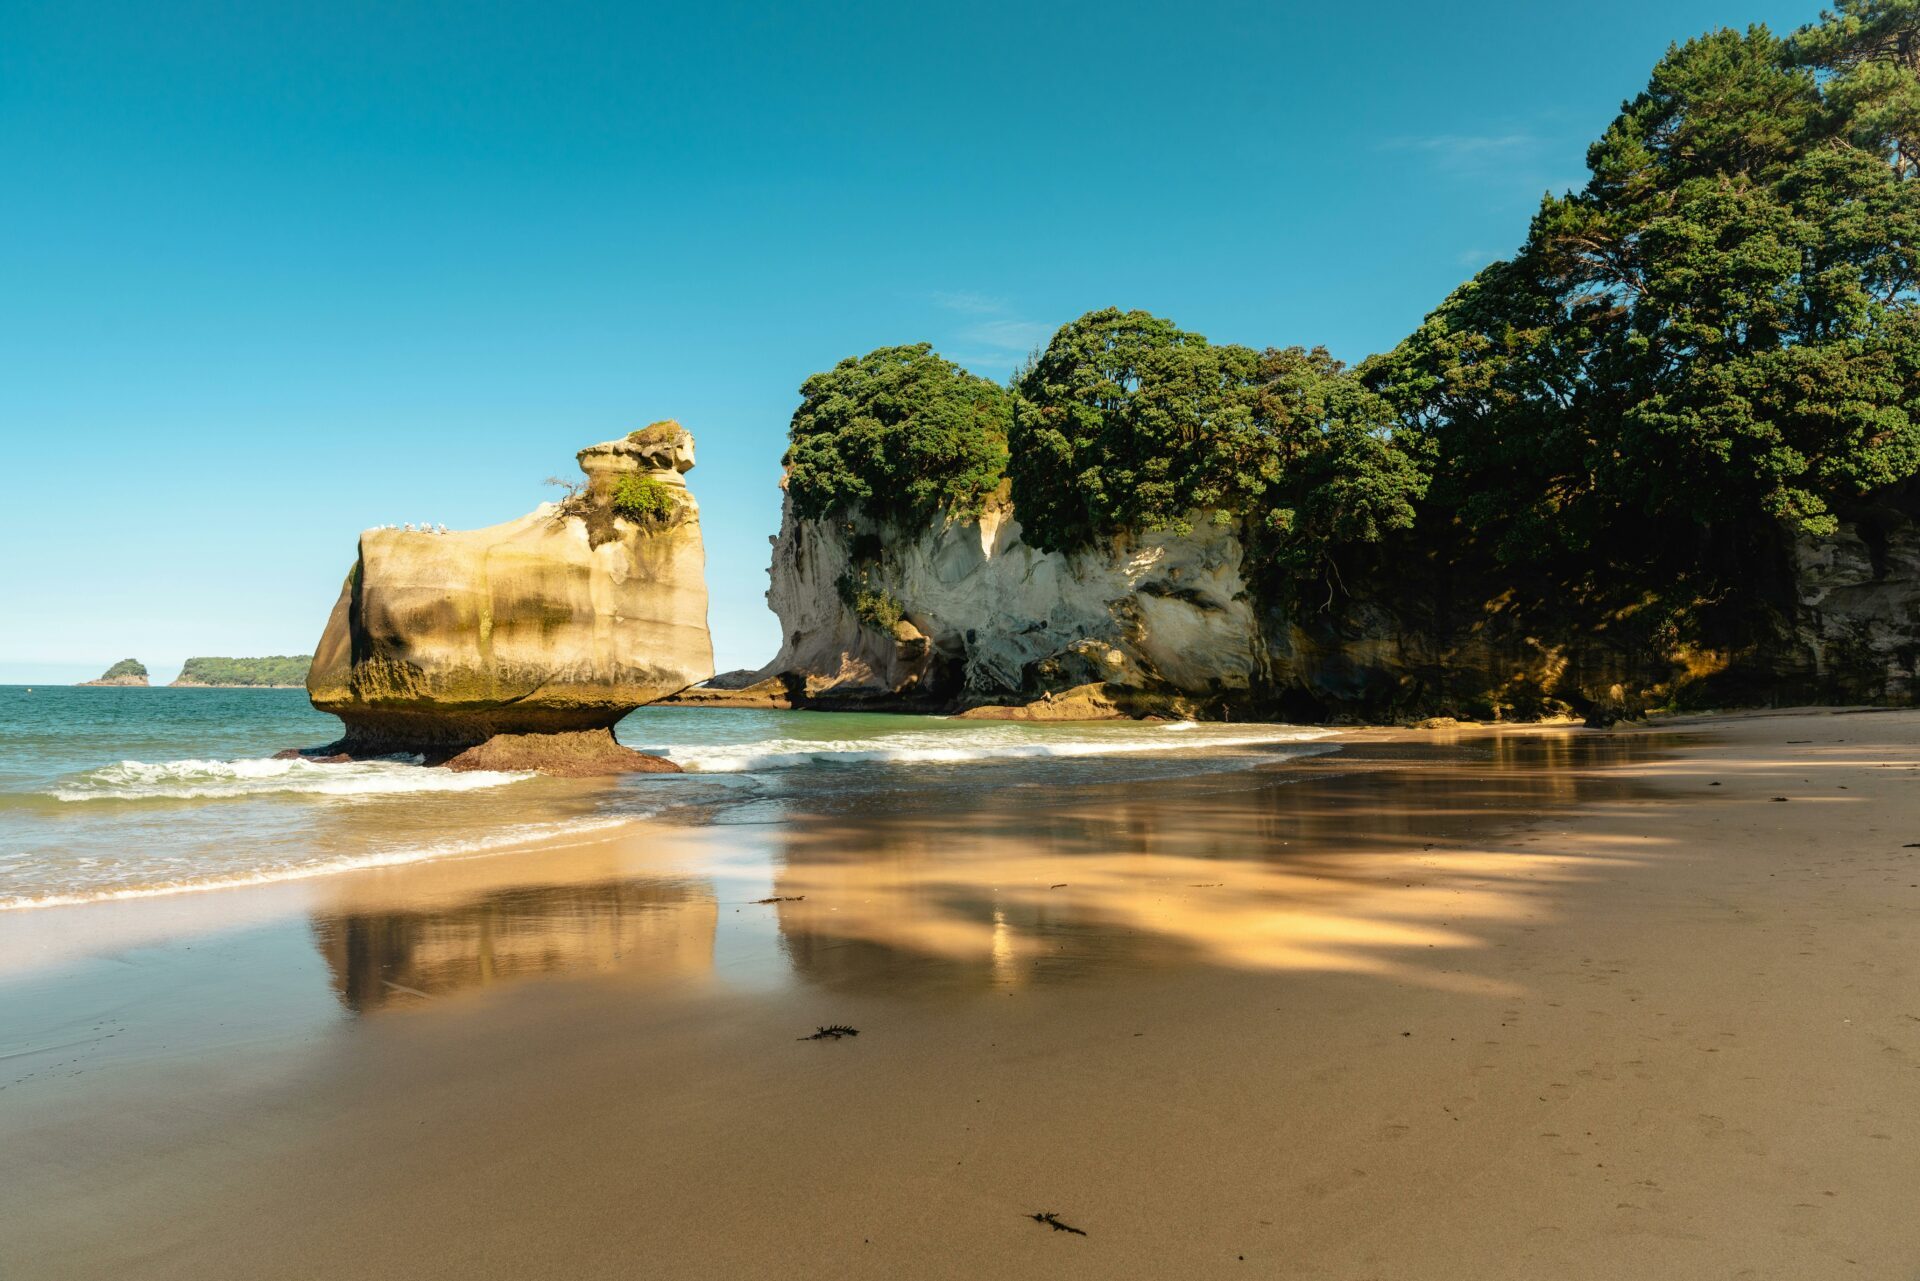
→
(0, 685, 1336, 910)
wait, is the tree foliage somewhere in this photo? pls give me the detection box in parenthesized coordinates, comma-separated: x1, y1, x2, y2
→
(1792, 0, 1920, 174)
(175, 656, 312, 686)
(1008, 309, 1425, 595)
(1008, 308, 1263, 547)
(783, 344, 1011, 526)
(1368, 14, 1920, 575)
(780, 4, 1920, 630)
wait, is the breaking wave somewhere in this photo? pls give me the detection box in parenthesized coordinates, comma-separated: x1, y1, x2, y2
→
(0, 815, 641, 911)
(649, 722, 1336, 774)
(49, 755, 533, 803)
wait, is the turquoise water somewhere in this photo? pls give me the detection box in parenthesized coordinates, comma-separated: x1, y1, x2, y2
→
(0, 686, 1334, 908)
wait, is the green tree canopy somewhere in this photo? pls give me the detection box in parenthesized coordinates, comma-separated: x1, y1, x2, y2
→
(1008, 308, 1266, 549)
(1792, 0, 1920, 174)
(1251, 346, 1428, 593)
(175, 656, 312, 686)
(1007, 309, 1425, 597)
(1369, 16, 1920, 574)
(782, 344, 1011, 526)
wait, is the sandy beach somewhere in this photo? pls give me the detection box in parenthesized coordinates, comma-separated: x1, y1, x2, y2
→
(3, 709, 1918, 1279)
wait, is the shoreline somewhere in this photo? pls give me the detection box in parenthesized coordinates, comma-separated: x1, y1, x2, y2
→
(4, 708, 1919, 1277)
(0, 715, 1341, 919)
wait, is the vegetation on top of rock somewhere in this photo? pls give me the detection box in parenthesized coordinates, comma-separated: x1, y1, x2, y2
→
(98, 658, 146, 680)
(611, 474, 677, 523)
(1008, 308, 1262, 547)
(1007, 309, 1426, 597)
(627, 420, 682, 446)
(175, 655, 311, 686)
(783, 344, 1011, 526)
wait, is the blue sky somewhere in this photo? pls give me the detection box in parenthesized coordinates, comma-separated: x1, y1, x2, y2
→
(1, 0, 1816, 683)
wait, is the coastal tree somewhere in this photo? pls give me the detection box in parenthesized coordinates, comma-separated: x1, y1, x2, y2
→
(1245, 345, 1428, 602)
(783, 344, 1011, 527)
(1008, 308, 1265, 549)
(1368, 17, 1920, 580)
(1792, 0, 1920, 174)
(1009, 309, 1426, 602)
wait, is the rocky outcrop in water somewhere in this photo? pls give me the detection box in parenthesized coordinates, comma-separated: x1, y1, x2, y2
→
(305, 424, 713, 772)
(78, 659, 148, 687)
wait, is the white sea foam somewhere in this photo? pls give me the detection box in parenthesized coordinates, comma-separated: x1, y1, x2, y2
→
(652, 723, 1336, 774)
(49, 756, 533, 803)
(0, 815, 641, 911)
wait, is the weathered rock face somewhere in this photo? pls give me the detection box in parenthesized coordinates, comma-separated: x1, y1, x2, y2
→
(755, 489, 1261, 716)
(752, 479, 1920, 722)
(1781, 485, 1920, 704)
(1262, 486, 1920, 721)
(307, 426, 714, 769)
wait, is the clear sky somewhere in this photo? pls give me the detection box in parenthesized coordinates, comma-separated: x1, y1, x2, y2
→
(1, 0, 1818, 684)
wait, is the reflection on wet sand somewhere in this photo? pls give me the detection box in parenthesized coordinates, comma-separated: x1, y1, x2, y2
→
(772, 735, 1673, 992)
(309, 734, 1677, 1009)
(314, 879, 717, 1011)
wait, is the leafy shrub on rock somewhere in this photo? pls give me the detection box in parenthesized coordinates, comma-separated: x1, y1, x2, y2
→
(610, 475, 677, 524)
(835, 569, 905, 631)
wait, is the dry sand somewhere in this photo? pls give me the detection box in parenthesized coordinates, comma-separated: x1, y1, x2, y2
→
(2, 709, 1918, 1279)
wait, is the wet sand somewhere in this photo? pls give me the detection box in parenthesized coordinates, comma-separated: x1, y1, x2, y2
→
(3, 710, 1918, 1278)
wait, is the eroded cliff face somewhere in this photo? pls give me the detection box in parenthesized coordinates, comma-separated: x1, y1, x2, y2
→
(1263, 487, 1920, 722)
(1784, 489, 1920, 704)
(756, 491, 1263, 715)
(752, 482, 1920, 722)
(307, 426, 713, 770)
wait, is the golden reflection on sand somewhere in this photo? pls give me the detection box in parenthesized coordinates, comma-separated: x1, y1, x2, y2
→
(770, 739, 1664, 992)
(307, 735, 1675, 1010)
(314, 880, 717, 1011)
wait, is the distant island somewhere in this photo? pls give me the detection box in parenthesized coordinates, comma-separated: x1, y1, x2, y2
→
(171, 656, 313, 688)
(78, 659, 149, 687)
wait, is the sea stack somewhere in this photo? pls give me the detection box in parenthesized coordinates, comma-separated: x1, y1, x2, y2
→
(79, 659, 149, 687)
(305, 423, 714, 774)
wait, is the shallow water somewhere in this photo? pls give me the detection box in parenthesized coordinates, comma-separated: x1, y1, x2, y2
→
(0, 686, 1334, 908)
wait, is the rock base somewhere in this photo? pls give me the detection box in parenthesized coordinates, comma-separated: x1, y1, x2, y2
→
(950, 682, 1216, 722)
(441, 729, 681, 776)
(278, 728, 681, 776)
(953, 684, 1127, 722)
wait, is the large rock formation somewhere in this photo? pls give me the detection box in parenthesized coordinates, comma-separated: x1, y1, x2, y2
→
(1258, 482, 1920, 723)
(742, 478, 1920, 723)
(306, 424, 713, 771)
(745, 488, 1260, 718)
